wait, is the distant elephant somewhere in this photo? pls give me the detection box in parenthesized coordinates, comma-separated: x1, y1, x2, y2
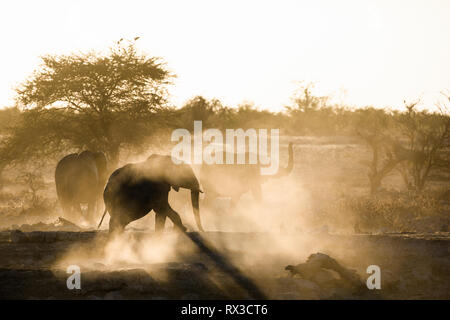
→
(199, 142, 293, 206)
(55, 151, 108, 223)
(99, 154, 203, 234)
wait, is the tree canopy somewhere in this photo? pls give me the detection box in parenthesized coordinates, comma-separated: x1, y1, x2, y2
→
(4, 40, 173, 167)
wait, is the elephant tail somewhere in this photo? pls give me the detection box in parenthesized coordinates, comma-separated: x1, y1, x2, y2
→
(97, 208, 108, 229)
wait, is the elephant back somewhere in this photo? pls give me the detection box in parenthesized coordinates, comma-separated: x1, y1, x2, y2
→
(146, 154, 201, 191)
(92, 152, 107, 182)
(78, 151, 101, 180)
(55, 151, 102, 202)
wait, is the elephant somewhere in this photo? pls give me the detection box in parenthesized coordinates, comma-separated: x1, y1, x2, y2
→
(99, 154, 204, 234)
(55, 150, 108, 223)
(199, 142, 293, 206)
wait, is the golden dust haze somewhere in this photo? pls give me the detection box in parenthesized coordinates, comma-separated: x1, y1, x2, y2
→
(1, 0, 450, 111)
(0, 1, 449, 301)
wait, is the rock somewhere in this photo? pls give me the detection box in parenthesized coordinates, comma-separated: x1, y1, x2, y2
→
(307, 253, 362, 286)
(285, 262, 320, 279)
(285, 252, 363, 289)
(310, 269, 338, 285)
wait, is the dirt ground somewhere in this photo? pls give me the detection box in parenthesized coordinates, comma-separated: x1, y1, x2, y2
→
(0, 140, 448, 300)
(0, 228, 448, 300)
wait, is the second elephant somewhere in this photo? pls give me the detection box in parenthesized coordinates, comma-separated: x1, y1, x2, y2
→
(55, 150, 108, 223)
(199, 142, 294, 206)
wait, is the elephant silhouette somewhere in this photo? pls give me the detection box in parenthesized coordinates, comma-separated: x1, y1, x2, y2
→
(99, 154, 203, 234)
(199, 142, 293, 206)
(55, 150, 107, 224)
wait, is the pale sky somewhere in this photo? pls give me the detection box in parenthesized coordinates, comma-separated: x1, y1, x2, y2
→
(0, 0, 449, 111)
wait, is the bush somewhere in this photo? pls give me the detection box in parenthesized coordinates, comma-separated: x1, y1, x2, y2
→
(342, 190, 448, 233)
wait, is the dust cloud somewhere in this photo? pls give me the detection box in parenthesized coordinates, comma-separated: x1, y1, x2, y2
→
(53, 141, 374, 296)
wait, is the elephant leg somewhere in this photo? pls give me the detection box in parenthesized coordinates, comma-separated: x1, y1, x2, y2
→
(74, 202, 83, 222)
(155, 213, 167, 232)
(61, 198, 78, 222)
(109, 215, 125, 235)
(59, 198, 71, 217)
(166, 205, 187, 232)
(74, 202, 82, 215)
(154, 204, 187, 232)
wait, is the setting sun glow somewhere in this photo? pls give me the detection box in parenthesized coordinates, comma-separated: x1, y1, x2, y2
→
(1, 0, 449, 111)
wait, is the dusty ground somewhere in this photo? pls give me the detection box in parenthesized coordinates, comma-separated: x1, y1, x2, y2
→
(0, 140, 448, 300)
(0, 227, 448, 300)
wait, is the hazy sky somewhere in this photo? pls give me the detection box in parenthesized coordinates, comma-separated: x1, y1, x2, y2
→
(1, 0, 449, 111)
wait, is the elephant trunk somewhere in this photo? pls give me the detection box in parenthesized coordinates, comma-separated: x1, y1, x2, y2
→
(191, 190, 204, 232)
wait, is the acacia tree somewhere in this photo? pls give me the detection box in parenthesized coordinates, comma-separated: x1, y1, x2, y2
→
(395, 99, 450, 191)
(174, 96, 222, 131)
(285, 83, 336, 135)
(8, 40, 173, 168)
(354, 107, 405, 195)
